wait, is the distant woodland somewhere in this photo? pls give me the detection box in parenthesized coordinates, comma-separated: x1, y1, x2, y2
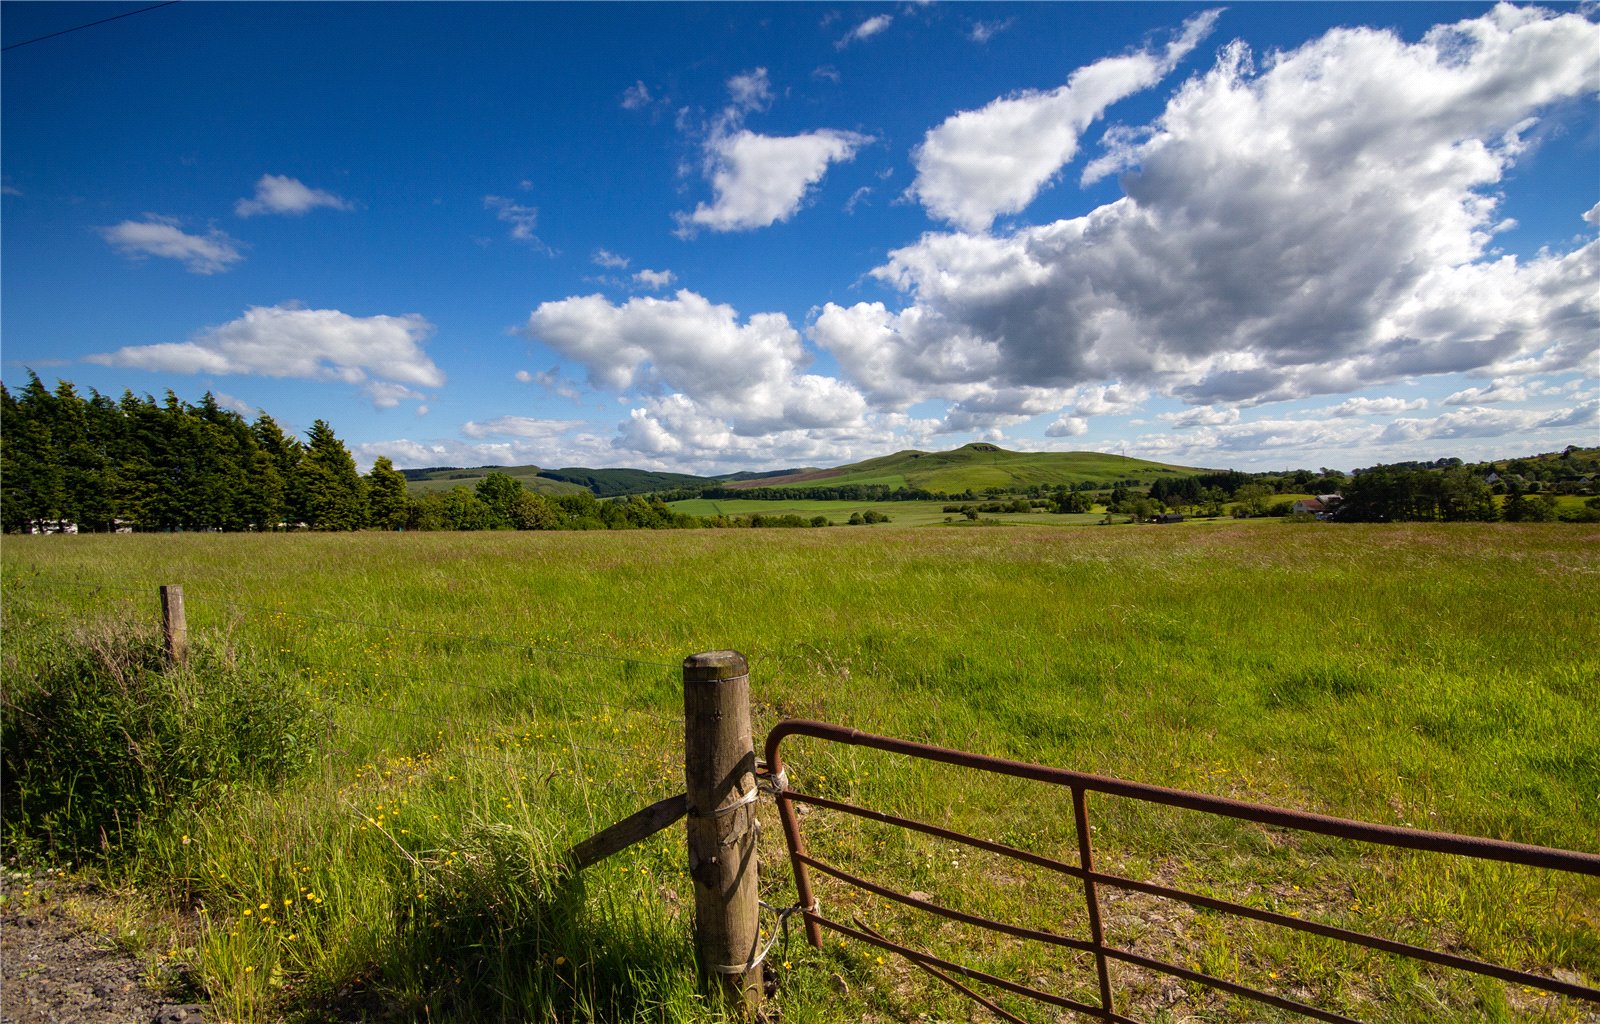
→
(3, 374, 1596, 532)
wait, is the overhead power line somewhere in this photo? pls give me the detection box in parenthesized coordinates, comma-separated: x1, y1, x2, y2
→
(2, 1, 180, 53)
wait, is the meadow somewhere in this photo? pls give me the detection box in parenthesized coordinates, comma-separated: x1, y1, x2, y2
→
(2, 522, 1597, 1023)
(665, 495, 1107, 526)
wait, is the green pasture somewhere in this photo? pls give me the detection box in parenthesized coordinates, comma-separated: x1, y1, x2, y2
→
(3, 524, 1597, 1023)
(667, 495, 1110, 526)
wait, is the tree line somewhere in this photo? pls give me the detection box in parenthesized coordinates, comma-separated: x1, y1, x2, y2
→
(0, 374, 890, 533)
(1334, 461, 1597, 523)
(1, 373, 377, 533)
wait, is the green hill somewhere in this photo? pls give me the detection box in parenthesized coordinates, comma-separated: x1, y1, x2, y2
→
(397, 445, 1211, 498)
(400, 464, 719, 497)
(725, 443, 1207, 493)
(400, 465, 588, 497)
(535, 467, 715, 497)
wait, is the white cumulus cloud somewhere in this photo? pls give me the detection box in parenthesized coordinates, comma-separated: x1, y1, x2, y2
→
(234, 174, 352, 217)
(680, 129, 871, 234)
(678, 68, 871, 235)
(1443, 378, 1530, 405)
(910, 9, 1220, 231)
(1326, 396, 1431, 417)
(1380, 401, 1597, 443)
(461, 415, 588, 440)
(87, 304, 443, 406)
(1045, 415, 1088, 437)
(523, 289, 867, 439)
(816, 5, 1599, 431)
(633, 268, 676, 290)
(1159, 406, 1240, 428)
(99, 216, 244, 274)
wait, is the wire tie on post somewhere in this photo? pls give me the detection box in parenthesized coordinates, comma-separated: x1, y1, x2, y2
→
(689, 782, 759, 819)
(754, 757, 788, 795)
(711, 901, 812, 975)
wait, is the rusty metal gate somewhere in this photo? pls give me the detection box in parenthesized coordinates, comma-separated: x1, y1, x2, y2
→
(763, 719, 1600, 1023)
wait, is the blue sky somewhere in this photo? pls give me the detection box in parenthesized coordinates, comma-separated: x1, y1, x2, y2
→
(3, 2, 1596, 474)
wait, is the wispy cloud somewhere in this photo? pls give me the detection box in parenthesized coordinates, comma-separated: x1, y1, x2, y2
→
(969, 18, 1013, 43)
(836, 14, 892, 49)
(235, 174, 352, 217)
(99, 215, 245, 274)
(484, 195, 550, 250)
(621, 80, 653, 110)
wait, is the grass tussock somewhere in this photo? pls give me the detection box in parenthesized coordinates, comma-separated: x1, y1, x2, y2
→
(1, 622, 318, 864)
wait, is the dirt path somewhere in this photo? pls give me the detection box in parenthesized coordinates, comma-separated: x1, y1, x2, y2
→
(0, 869, 205, 1024)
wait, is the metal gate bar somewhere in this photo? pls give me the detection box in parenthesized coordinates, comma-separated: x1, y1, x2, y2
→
(765, 719, 1600, 1022)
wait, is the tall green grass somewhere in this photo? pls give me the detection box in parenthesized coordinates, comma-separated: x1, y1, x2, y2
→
(2, 522, 1596, 1022)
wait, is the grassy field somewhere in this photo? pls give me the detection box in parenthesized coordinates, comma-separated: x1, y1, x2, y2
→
(666, 495, 1107, 526)
(3, 524, 1597, 1023)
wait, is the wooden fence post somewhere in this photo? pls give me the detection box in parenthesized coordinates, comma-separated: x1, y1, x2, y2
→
(683, 650, 762, 1012)
(160, 584, 187, 666)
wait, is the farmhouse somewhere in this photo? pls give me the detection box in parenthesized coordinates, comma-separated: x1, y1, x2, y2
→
(1292, 494, 1343, 517)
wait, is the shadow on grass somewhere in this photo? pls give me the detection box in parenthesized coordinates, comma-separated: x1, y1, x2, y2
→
(286, 824, 698, 1024)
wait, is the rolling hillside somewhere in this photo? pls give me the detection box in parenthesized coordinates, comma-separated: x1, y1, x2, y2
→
(399, 466, 589, 497)
(398, 444, 1213, 498)
(724, 443, 1208, 493)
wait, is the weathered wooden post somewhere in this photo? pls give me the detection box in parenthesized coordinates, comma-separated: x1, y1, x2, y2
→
(160, 584, 187, 666)
(683, 650, 762, 1012)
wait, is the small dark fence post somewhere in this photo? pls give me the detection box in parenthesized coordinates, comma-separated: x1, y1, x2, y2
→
(683, 650, 762, 1012)
(160, 584, 187, 666)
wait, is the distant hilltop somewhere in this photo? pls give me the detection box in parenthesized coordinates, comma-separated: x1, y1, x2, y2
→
(401, 443, 1207, 498)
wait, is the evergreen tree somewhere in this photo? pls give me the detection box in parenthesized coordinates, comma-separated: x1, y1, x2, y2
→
(80, 390, 127, 530)
(191, 393, 255, 530)
(296, 420, 367, 530)
(51, 381, 114, 530)
(1, 373, 65, 530)
(114, 391, 165, 529)
(365, 456, 410, 530)
(250, 415, 302, 527)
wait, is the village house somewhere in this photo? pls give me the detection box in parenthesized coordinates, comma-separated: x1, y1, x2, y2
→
(1292, 494, 1343, 517)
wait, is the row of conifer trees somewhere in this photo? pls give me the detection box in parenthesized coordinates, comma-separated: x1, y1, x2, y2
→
(0, 373, 772, 534)
(1, 373, 395, 533)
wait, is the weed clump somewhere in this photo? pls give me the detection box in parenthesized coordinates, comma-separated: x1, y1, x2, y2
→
(1, 623, 318, 862)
